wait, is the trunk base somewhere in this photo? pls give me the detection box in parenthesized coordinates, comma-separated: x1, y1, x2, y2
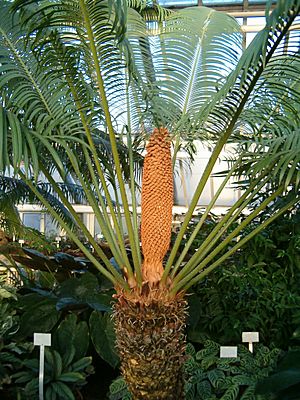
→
(113, 285, 187, 400)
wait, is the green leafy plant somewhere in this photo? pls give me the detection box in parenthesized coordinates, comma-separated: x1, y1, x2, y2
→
(0, 271, 116, 398)
(0, 341, 33, 395)
(256, 315, 300, 400)
(13, 272, 117, 368)
(11, 246, 98, 282)
(12, 314, 94, 400)
(256, 349, 300, 400)
(0, 278, 32, 396)
(187, 207, 300, 349)
(0, 274, 17, 302)
(109, 377, 132, 400)
(184, 341, 281, 400)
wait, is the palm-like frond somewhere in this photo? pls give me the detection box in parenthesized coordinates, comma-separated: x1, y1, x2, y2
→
(164, 0, 300, 288)
(126, 6, 242, 137)
(1, 0, 299, 292)
(236, 129, 300, 191)
(0, 199, 47, 241)
(0, 176, 83, 230)
(0, 0, 136, 176)
(0, 0, 143, 288)
(226, 31, 300, 196)
(233, 30, 300, 141)
(127, 0, 172, 21)
(0, 3, 91, 178)
(182, 2, 299, 142)
(12, 0, 130, 118)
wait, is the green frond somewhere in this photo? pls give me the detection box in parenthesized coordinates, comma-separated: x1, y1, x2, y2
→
(0, 199, 49, 242)
(126, 6, 242, 134)
(234, 38, 300, 141)
(127, 0, 172, 22)
(189, 1, 300, 140)
(0, 176, 79, 232)
(236, 129, 300, 191)
(12, 0, 131, 119)
(0, 9, 67, 127)
(163, 0, 300, 283)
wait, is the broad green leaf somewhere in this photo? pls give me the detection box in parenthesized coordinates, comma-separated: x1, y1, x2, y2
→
(45, 385, 57, 400)
(17, 297, 60, 339)
(207, 369, 226, 389)
(73, 320, 89, 361)
(52, 314, 77, 364)
(221, 384, 240, 400)
(52, 350, 63, 379)
(89, 310, 119, 368)
(71, 356, 92, 372)
(51, 381, 75, 400)
(24, 377, 39, 395)
(197, 380, 212, 399)
(58, 371, 85, 383)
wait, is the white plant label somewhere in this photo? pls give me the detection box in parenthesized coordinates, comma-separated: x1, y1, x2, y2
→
(34, 333, 51, 400)
(242, 332, 259, 353)
(34, 333, 51, 346)
(220, 346, 238, 358)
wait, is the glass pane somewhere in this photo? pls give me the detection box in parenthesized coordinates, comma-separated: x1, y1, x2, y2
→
(247, 16, 266, 26)
(94, 216, 102, 239)
(248, 0, 276, 3)
(45, 214, 59, 237)
(23, 213, 41, 231)
(246, 32, 257, 47)
(158, 0, 197, 5)
(203, 0, 243, 4)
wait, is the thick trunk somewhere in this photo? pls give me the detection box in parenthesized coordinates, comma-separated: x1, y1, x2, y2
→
(113, 285, 187, 400)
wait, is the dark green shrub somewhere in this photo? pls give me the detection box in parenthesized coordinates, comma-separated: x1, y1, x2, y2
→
(186, 209, 300, 349)
(256, 318, 300, 400)
(12, 314, 94, 400)
(256, 349, 300, 400)
(184, 341, 280, 400)
(0, 269, 118, 399)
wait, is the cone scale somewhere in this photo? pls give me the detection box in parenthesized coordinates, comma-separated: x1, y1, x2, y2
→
(113, 128, 188, 399)
(140, 127, 174, 284)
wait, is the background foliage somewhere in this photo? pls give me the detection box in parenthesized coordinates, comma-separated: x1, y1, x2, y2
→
(187, 206, 300, 349)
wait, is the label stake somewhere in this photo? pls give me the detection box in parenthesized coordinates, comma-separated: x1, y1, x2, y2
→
(34, 333, 51, 400)
(242, 332, 259, 353)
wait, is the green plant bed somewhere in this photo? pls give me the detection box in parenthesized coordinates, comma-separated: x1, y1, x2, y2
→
(0, 269, 120, 399)
(108, 340, 281, 400)
(1, 312, 94, 400)
(185, 209, 300, 349)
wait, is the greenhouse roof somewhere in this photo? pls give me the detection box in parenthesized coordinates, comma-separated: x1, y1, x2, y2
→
(158, 0, 276, 8)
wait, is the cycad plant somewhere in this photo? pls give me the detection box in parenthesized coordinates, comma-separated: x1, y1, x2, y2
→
(1, 0, 300, 398)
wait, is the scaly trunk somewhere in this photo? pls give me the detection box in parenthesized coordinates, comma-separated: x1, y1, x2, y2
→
(114, 285, 187, 400)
